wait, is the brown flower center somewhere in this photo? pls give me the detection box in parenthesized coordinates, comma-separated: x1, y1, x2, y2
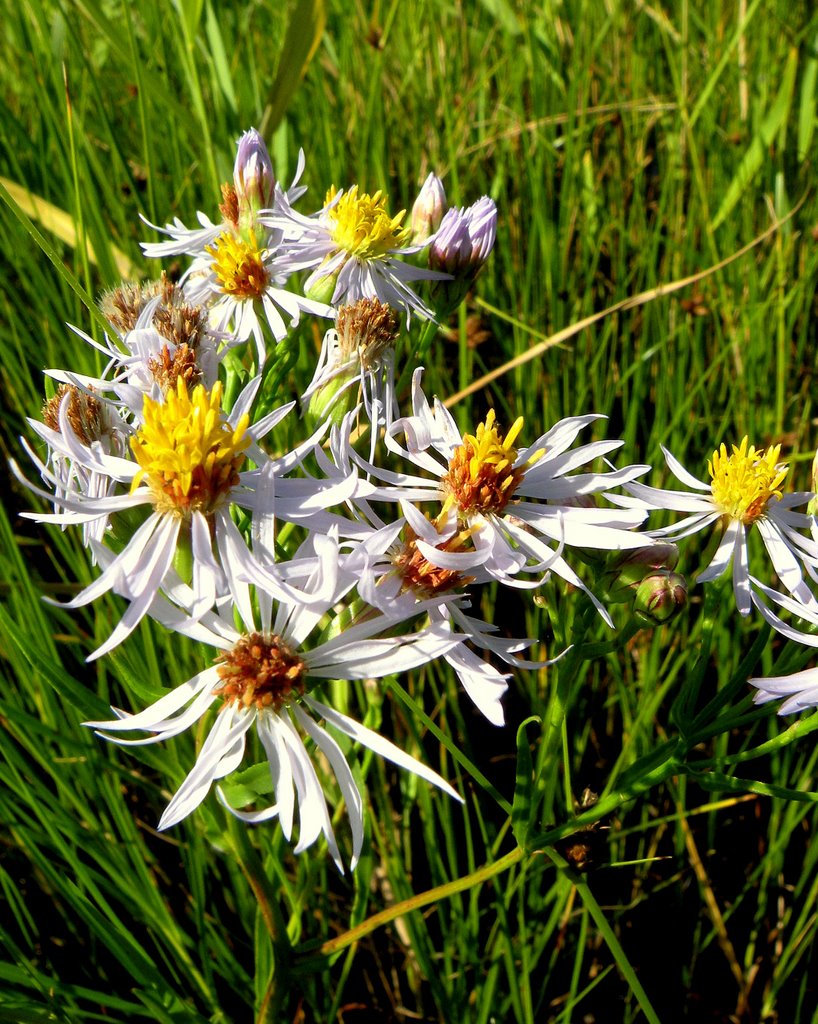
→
(336, 297, 399, 369)
(213, 632, 306, 711)
(147, 342, 203, 395)
(43, 385, 106, 446)
(392, 527, 474, 598)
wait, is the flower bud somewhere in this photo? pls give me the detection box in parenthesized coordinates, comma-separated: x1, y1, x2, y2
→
(633, 570, 688, 626)
(603, 542, 679, 603)
(429, 196, 496, 274)
(410, 173, 447, 244)
(306, 365, 357, 427)
(428, 196, 497, 314)
(234, 128, 275, 229)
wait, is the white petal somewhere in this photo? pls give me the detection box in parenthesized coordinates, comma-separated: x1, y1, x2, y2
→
(158, 709, 254, 830)
(305, 697, 463, 803)
(292, 705, 364, 868)
(84, 666, 219, 732)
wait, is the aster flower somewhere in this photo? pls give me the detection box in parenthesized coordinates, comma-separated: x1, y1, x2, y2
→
(15, 377, 361, 658)
(263, 183, 449, 321)
(141, 131, 332, 362)
(340, 500, 554, 726)
(303, 298, 401, 437)
(616, 437, 818, 638)
(84, 532, 463, 870)
(331, 369, 650, 621)
(33, 385, 129, 549)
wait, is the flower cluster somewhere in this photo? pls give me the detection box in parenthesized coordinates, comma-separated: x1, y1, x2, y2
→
(18, 127, 818, 871)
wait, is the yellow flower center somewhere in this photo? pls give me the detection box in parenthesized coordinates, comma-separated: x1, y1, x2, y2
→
(206, 231, 268, 299)
(326, 185, 410, 260)
(213, 632, 305, 712)
(440, 411, 543, 518)
(708, 436, 788, 525)
(130, 378, 251, 517)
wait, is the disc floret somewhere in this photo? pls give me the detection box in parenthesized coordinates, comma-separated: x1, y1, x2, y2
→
(213, 633, 306, 711)
(43, 385, 107, 446)
(441, 410, 542, 518)
(130, 378, 250, 517)
(326, 185, 411, 261)
(336, 297, 399, 370)
(393, 526, 475, 598)
(206, 230, 268, 300)
(709, 436, 788, 526)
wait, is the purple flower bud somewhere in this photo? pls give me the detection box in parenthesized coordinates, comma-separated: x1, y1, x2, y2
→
(410, 173, 447, 244)
(429, 196, 497, 277)
(233, 128, 275, 213)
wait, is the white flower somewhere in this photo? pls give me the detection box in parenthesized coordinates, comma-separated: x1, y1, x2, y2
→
(337, 501, 556, 726)
(330, 369, 650, 622)
(15, 377, 360, 659)
(618, 437, 818, 640)
(263, 183, 449, 321)
(141, 142, 332, 361)
(179, 235, 333, 364)
(84, 533, 463, 870)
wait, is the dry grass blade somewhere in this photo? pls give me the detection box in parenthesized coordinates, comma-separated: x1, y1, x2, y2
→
(444, 204, 802, 409)
(0, 176, 137, 279)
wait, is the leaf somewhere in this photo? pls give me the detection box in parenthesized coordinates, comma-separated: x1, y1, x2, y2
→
(204, 0, 238, 114)
(711, 48, 798, 230)
(218, 762, 274, 807)
(687, 767, 818, 804)
(511, 715, 541, 850)
(178, 0, 205, 38)
(0, 605, 102, 717)
(798, 29, 818, 161)
(260, 0, 326, 135)
(477, 0, 522, 35)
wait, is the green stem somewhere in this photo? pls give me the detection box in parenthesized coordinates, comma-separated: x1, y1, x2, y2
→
(309, 847, 525, 962)
(255, 333, 300, 422)
(226, 817, 291, 1022)
(395, 317, 440, 398)
(541, 599, 599, 818)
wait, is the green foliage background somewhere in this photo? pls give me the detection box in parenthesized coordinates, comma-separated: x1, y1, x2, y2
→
(3, 1, 818, 1021)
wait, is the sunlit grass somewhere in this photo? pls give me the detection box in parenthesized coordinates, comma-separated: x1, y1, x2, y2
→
(2, 1, 818, 1021)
